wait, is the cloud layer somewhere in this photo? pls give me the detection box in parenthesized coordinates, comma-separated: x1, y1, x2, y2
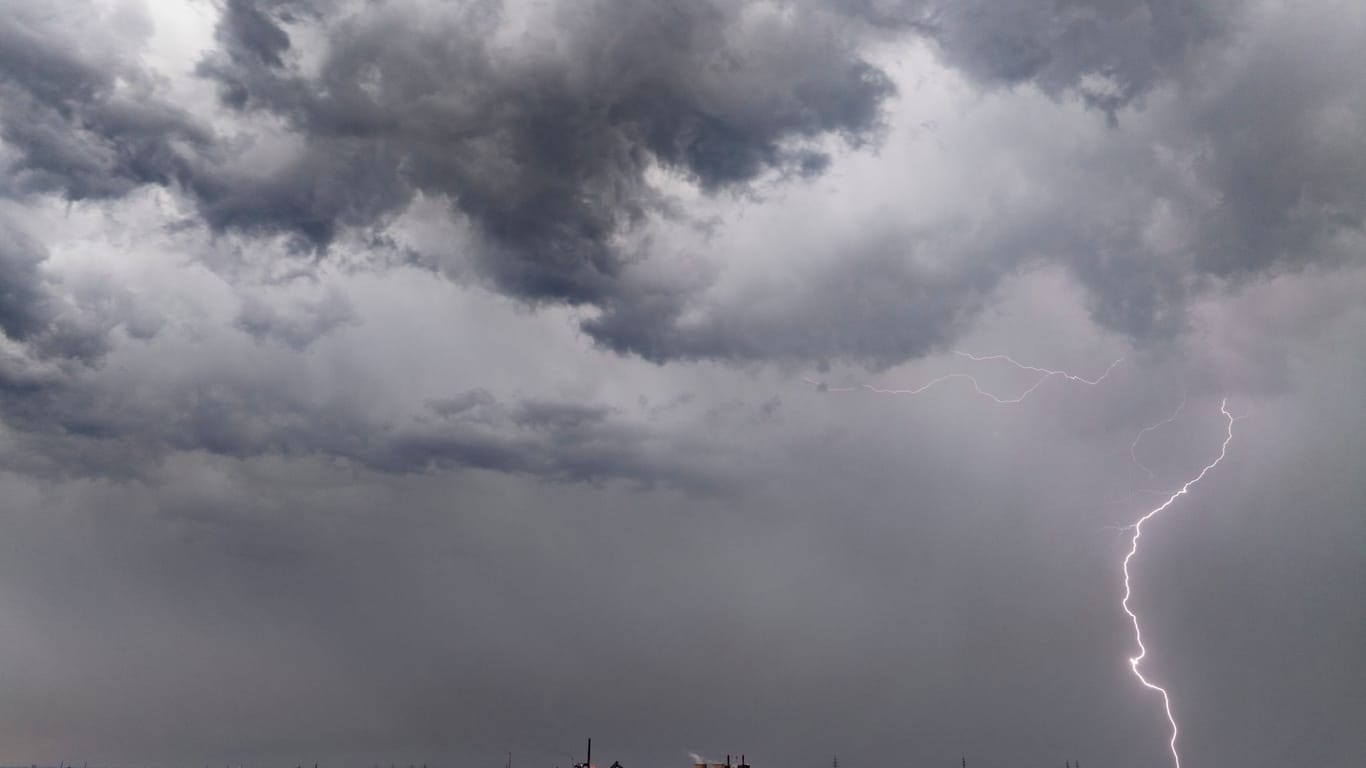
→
(4, 0, 1363, 376)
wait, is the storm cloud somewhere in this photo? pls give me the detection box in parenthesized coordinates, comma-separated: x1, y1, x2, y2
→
(0, 1, 1363, 767)
(188, 0, 901, 323)
(4, 0, 1363, 368)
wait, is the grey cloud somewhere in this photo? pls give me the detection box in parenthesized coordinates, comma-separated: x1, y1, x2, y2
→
(758, 395, 782, 420)
(0, 208, 714, 494)
(0, 1, 208, 201)
(381, 420, 718, 492)
(584, 233, 998, 367)
(835, 0, 1224, 113)
(0, 361, 725, 492)
(1065, 4, 1366, 342)
(189, 0, 1362, 367)
(1182, 9, 1366, 279)
(0, 215, 145, 372)
(428, 388, 498, 419)
(185, 139, 414, 250)
(235, 287, 357, 349)
(927, 0, 1220, 110)
(512, 400, 616, 431)
(0, 213, 50, 342)
(356, 393, 723, 491)
(192, 0, 894, 305)
(2, 0, 1363, 372)
(219, 0, 297, 69)
(621, 2, 1366, 362)
(391, 395, 721, 491)
(896, 1, 1366, 344)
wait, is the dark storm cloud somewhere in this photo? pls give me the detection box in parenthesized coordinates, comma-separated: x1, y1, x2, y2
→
(0, 215, 145, 376)
(0, 217, 715, 490)
(0, 2, 208, 201)
(615, 1, 1364, 363)
(188, 0, 1363, 365)
(219, 0, 297, 69)
(0, 214, 50, 342)
(0, 209, 714, 488)
(830, 0, 1224, 112)
(373, 395, 723, 490)
(915, 0, 1222, 113)
(193, 0, 893, 303)
(0, 346, 723, 491)
(4, 0, 1360, 370)
(0, 0, 1363, 462)
(1061, 4, 1366, 344)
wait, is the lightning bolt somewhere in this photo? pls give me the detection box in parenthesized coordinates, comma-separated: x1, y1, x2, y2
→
(804, 351, 1122, 404)
(1120, 398, 1241, 768)
(1129, 388, 1188, 481)
(806, 351, 1247, 765)
(951, 351, 1123, 386)
(1103, 390, 1191, 509)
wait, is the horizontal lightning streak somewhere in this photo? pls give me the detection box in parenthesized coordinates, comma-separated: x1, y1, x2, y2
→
(952, 351, 1123, 386)
(1120, 398, 1240, 768)
(804, 352, 1122, 404)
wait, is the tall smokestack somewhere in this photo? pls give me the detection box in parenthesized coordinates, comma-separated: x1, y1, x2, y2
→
(587, 739, 592, 767)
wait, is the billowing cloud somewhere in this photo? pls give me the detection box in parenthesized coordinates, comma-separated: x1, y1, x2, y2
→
(0, 1, 207, 199)
(235, 286, 356, 349)
(4, 0, 1363, 370)
(908, 0, 1224, 112)
(0, 214, 152, 376)
(191, 0, 894, 307)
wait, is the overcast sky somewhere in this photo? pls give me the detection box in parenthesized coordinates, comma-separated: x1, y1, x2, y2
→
(0, 1, 1363, 767)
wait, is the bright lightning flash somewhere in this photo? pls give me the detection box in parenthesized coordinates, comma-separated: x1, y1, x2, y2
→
(804, 351, 1123, 404)
(1120, 398, 1242, 768)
